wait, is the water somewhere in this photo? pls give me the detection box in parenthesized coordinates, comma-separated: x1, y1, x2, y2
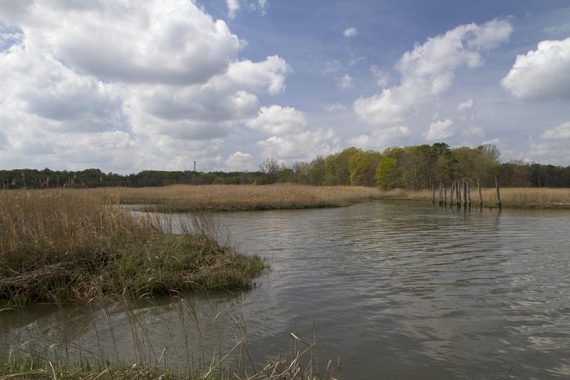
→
(2, 201, 570, 379)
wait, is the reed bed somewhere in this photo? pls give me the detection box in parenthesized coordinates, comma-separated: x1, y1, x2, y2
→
(1, 296, 338, 379)
(0, 189, 265, 305)
(98, 184, 383, 212)
(377, 187, 570, 208)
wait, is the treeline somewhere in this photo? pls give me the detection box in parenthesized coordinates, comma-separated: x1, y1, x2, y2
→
(0, 168, 267, 189)
(269, 143, 570, 189)
(2, 143, 570, 189)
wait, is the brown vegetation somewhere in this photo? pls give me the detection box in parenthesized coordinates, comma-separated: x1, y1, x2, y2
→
(99, 184, 384, 212)
(0, 189, 265, 305)
(377, 187, 570, 208)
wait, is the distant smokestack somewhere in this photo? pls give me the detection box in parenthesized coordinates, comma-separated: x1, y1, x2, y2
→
(194, 161, 197, 172)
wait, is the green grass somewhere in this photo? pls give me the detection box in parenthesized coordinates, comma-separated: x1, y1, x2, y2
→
(0, 190, 265, 306)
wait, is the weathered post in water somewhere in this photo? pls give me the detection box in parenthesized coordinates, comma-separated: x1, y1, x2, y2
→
(463, 180, 468, 210)
(495, 175, 502, 210)
(444, 184, 447, 207)
(478, 179, 483, 210)
(457, 180, 461, 209)
(467, 180, 472, 211)
(432, 183, 435, 205)
(450, 181, 455, 207)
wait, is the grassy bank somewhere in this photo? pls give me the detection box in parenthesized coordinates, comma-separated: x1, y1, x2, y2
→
(99, 184, 383, 212)
(0, 189, 265, 306)
(377, 187, 570, 209)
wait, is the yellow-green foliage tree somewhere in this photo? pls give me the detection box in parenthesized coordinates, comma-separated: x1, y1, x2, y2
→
(348, 150, 383, 186)
(324, 147, 362, 185)
(375, 157, 399, 190)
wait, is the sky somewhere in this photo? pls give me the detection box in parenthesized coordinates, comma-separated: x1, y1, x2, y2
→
(0, 0, 569, 173)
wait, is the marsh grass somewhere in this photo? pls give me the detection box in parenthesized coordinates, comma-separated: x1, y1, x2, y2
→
(1, 296, 338, 379)
(377, 187, 570, 208)
(99, 184, 383, 212)
(0, 189, 265, 306)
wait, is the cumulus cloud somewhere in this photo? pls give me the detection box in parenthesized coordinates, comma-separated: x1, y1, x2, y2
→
(257, 129, 339, 161)
(227, 0, 241, 19)
(0, 0, 294, 172)
(247, 105, 307, 135)
(370, 65, 389, 87)
(354, 19, 512, 126)
(457, 99, 474, 112)
(0, 1, 241, 85)
(337, 74, 354, 89)
(327, 103, 349, 112)
(225, 151, 255, 171)
(344, 27, 358, 38)
(502, 38, 570, 100)
(425, 119, 455, 141)
(257, 0, 268, 12)
(348, 127, 411, 150)
(541, 121, 570, 140)
(0, 45, 123, 133)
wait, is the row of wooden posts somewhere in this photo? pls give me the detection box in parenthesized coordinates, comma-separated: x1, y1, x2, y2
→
(432, 176, 502, 210)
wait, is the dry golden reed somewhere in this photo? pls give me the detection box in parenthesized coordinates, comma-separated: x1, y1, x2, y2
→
(0, 189, 264, 305)
(98, 184, 383, 211)
(377, 187, 570, 208)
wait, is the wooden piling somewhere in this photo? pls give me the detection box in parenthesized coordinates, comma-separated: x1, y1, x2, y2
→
(456, 180, 461, 209)
(463, 180, 468, 210)
(450, 181, 455, 207)
(495, 175, 502, 210)
(478, 178, 482, 210)
(432, 183, 435, 205)
(467, 180, 471, 210)
(444, 184, 447, 207)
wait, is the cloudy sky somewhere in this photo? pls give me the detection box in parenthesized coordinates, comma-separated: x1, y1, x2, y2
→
(0, 0, 569, 173)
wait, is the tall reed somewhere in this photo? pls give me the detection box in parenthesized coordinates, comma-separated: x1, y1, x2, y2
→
(98, 184, 383, 212)
(0, 189, 265, 305)
(377, 187, 570, 208)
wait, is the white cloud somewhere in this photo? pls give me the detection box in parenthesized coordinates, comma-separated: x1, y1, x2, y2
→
(457, 99, 474, 112)
(370, 65, 389, 87)
(227, 0, 241, 19)
(0, 1, 241, 85)
(258, 0, 268, 12)
(0, 0, 293, 172)
(0, 45, 123, 133)
(348, 127, 410, 150)
(354, 19, 512, 126)
(327, 103, 349, 112)
(463, 126, 485, 139)
(344, 27, 358, 38)
(257, 129, 339, 161)
(502, 38, 570, 100)
(225, 151, 255, 171)
(247, 105, 307, 135)
(527, 140, 570, 165)
(542, 121, 570, 140)
(337, 74, 353, 89)
(425, 119, 455, 141)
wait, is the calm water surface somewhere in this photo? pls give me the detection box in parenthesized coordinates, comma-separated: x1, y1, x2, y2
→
(2, 201, 570, 379)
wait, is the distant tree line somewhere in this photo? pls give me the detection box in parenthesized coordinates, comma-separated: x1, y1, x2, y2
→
(2, 143, 570, 189)
(0, 168, 267, 189)
(269, 143, 570, 189)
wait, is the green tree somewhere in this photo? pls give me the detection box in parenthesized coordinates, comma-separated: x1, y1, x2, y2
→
(375, 157, 399, 190)
(348, 151, 383, 186)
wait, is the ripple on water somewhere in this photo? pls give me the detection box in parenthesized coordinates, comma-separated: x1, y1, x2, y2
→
(2, 202, 570, 379)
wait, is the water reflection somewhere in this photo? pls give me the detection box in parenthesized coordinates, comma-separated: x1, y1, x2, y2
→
(2, 201, 570, 379)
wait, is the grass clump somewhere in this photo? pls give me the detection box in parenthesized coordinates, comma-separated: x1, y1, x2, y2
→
(0, 189, 265, 306)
